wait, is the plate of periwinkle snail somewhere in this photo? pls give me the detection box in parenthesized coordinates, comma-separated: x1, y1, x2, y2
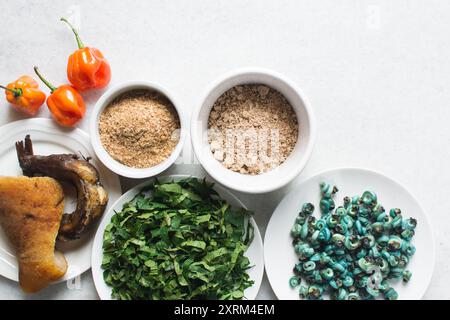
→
(264, 168, 435, 300)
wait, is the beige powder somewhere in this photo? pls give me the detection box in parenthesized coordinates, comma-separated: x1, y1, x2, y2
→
(208, 84, 298, 175)
(99, 89, 180, 168)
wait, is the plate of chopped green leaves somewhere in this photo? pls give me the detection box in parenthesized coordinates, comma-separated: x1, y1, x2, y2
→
(264, 168, 435, 300)
(91, 175, 264, 300)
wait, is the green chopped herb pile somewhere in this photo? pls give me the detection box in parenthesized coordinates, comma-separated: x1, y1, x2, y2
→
(102, 178, 255, 300)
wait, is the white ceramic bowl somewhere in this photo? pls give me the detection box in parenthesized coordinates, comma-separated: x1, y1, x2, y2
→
(191, 68, 316, 194)
(90, 81, 186, 179)
(92, 175, 265, 300)
(264, 167, 435, 300)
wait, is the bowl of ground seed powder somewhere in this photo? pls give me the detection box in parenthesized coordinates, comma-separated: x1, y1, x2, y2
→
(90, 81, 186, 178)
(191, 68, 316, 193)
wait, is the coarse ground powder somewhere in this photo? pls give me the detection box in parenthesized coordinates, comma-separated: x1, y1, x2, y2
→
(208, 84, 298, 175)
(99, 89, 180, 168)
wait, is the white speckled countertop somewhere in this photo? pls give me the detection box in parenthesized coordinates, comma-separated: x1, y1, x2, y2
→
(1, 0, 449, 300)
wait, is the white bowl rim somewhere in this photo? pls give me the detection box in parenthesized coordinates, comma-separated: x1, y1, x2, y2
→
(91, 174, 265, 300)
(90, 80, 186, 179)
(264, 166, 436, 300)
(190, 67, 317, 194)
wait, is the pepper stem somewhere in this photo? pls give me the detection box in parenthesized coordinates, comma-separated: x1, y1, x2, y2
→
(0, 85, 22, 97)
(34, 66, 57, 92)
(60, 17, 84, 49)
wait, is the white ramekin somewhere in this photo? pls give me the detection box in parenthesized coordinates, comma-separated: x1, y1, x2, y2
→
(90, 81, 186, 179)
(191, 68, 316, 194)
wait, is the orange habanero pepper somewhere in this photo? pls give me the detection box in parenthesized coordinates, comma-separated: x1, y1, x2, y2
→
(0, 76, 46, 116)
(34, 66, 86, 127)
(61, 17, 111, 91)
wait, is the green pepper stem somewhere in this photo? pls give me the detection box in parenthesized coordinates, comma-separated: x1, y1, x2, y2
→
(33, 66, 57, 92)
(0, 85, 22, 97)
(60, 17, 84, 49)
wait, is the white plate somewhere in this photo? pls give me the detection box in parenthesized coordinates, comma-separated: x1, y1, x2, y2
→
(0, 119, 122, 283)
(92, 175, 264, 300)
(264, 168, 435, 300)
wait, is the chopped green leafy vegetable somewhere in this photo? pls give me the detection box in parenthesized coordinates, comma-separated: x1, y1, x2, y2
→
(102, 178, 255, 300)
